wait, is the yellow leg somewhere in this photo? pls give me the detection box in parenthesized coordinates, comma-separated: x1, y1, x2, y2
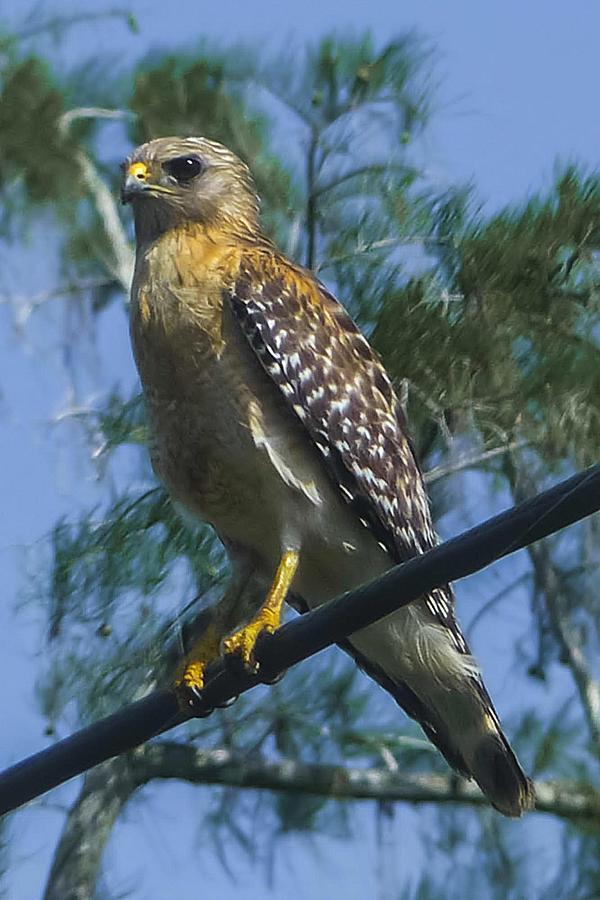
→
(222, 549, 299, 672)
(174, 621, 222, 695)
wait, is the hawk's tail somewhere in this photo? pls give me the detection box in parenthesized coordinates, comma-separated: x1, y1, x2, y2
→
(467, 719, 535, 817)
(339, 638, 535, 818)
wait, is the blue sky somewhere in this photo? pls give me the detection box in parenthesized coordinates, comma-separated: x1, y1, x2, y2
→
(0, 0, 599, 897)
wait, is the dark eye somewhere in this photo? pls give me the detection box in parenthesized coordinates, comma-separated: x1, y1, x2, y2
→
(163, 155, 204, 182)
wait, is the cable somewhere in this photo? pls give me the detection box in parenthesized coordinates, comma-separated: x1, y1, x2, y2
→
(1, 463, 598, 816)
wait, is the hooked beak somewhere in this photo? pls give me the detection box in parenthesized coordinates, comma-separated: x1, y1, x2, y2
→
(121, 161, 151, 204)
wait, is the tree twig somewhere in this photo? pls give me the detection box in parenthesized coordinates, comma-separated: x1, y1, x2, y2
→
(306, 127, 319, 270)
(42, 758, 134, 900)
(9, 9, 133, 44)
(315, 235, 448, 273)
(0, 278, 118, 326)
(132, 742, 600, 823)
(424, 439, 529, 484)
(466, 572, 531, 640)
(59, 110, 134, 291)
(43, 739, 600, 899)
(311, 163, 413, 200)
(506, 463, 600, 757)
(59, 107, 133, 131)
(73, 151, 134, 291)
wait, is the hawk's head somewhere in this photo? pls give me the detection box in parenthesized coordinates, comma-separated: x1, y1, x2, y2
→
(121, 136, 259, 242)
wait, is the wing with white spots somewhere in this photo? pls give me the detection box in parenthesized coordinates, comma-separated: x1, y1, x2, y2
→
(230, 253, 431, 556)
(227, 250, 471, 650)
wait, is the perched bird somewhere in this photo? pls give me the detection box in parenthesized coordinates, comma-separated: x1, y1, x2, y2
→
(122, 136, 534, 817)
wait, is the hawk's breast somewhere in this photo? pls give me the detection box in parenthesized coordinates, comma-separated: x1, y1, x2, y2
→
(130, 239, 390, 591)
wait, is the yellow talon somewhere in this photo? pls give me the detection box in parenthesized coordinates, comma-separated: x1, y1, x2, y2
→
(174, 621, 222, 697)
(222, 619, 274, 672)
(178, 660, 208, 694)
(222, 549, 299, 672)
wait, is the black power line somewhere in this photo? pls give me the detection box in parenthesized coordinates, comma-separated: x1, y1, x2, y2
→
(1, 464, 599, 817)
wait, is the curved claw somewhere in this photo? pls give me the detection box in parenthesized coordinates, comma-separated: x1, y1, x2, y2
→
(174, 659, 213, 716)
(176, 681, 212, 717)
(177, 681, 240, 717)
(222, 622, 274, 674)
(188, 683, 204, 701)
(216, 694, 239, 709)
(260, 667, 286, 685)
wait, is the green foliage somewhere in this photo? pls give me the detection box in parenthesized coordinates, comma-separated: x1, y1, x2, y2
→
(35, 485, 227, 730)
(130, 54, 234, 143)
(91, 391, 148, 452)
(265, 32, 431, 135)
(372, 169, 600, 468)
(43, 488, 224, 642)
(0, 57, 78, 207)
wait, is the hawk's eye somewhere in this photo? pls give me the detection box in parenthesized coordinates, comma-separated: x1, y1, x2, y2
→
(163, 155, 204, 182)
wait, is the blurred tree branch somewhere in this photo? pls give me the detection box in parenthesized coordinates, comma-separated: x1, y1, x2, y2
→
(42, 742, 600, 900)
(424, 439, 529, 484)
(43, 757, 134, 900)
(69, 150, 133, 291)
(506, 460, 600, 757)
(58, 108, 134, 291)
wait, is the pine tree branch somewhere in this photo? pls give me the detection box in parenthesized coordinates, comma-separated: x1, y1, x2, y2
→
(73, 150, 134, 291)
(41, 739, 600, 899)
(1, 463, 600, 816)
(132, 742, 600, 823)
(315, 236, 452, 273)
(59, 107, 133, 131)
(311, 163, 414, 200)
(424, 439, 529, 484)
(59, 109, 134, 292)
(42, 757, 134, 900)
(0, 278, 118, 325)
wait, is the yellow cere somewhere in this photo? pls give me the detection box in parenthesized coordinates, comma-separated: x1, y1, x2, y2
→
(127, 162, 148, 180)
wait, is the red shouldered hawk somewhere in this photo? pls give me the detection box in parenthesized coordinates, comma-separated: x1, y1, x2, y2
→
(122, 137, 534, 817)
